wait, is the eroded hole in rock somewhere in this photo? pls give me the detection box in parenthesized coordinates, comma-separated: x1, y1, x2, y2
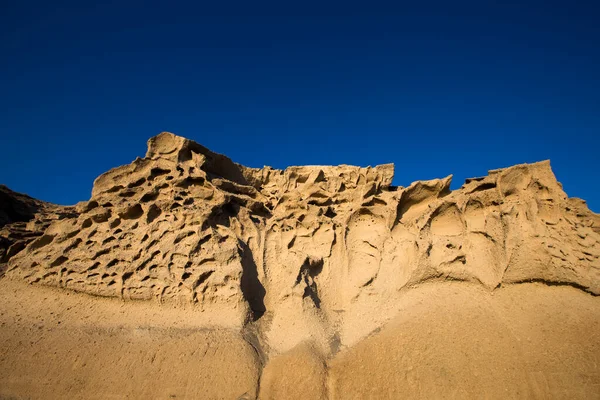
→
(176, 177, 205, 188)
(146, 204, 162, 223)
(468, 182, 497, 193)
(140, 192, 159, 202)
(201, 202, 238, 230)
(84, 201, 99, 212)
(194, 270, 214, 290)
(63, 238, 82, 253)
(308, 198, 333, 207)
(190, 234, 211, 253)
(396, 181, 451, 223)
(106, 185, 124, 193)
(287, 236, 296, 249)
(127, 177, 146, 188)
(119, 204, 144, 220)
(175, 147, 193, 163)
(303, 284, 321, 308)
(106, 259, 119, 268)
(296, 174, 309, 184)
(296, 257, 324, 283)
(230, 197, 248, 208)
(29, 234, 55, 251)
(174, 231, 194, 244)
(50, 256, 68, 267)
(325, 207, 337, 218)
(91, 211, 111, 223)
(93, 248, 110, 259)
(295, 257, 324, 309)
(149, 168, 170, 180)
(314, 170, 327, 183)
(119, 190, 137, 198)
(3, 240, 28, 262)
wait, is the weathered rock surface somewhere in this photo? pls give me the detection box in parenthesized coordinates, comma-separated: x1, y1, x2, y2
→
(0, 185, 76, 271)
(1, 132, 599, 399)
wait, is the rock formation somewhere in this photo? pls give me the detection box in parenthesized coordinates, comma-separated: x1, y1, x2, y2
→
(0, 185, 76, 271)
(1, 132, 599, 399)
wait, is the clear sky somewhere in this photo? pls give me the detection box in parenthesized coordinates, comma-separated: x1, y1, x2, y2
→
(1, 1, 598, 211)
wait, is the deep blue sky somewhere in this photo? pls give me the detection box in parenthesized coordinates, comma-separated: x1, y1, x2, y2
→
(1, 1, 598, 211)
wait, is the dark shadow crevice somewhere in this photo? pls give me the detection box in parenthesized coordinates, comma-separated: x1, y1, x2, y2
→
(239, 241, 266, 321)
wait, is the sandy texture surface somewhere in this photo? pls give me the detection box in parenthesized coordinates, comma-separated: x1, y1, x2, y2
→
(329, 283, 600, 399)
(1, 132, 599, 398)
(0, 279, 260, 400)
(1, 279, 598, 399)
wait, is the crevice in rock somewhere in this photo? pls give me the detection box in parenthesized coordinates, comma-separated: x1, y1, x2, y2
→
(239, 240, 266, 321)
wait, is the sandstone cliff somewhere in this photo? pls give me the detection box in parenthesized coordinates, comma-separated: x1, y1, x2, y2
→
(1, 132, 599, 399)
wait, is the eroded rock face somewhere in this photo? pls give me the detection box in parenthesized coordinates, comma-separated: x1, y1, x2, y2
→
(3, 132, 600, 351)
(0, 185, 76, 268)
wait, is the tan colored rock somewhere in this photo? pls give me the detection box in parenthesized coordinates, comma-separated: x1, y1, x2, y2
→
(0, 184, 76, 268)
(259, 341, 327, 400)
(1, 131, 599, 399)
(0, 279, 260, 400)
(328, 282, 600, 399)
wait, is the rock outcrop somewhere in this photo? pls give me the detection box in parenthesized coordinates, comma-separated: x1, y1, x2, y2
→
(0, 185, 76, 270)
(4, 133, 600, 337)
(1, 132, 600, 398)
